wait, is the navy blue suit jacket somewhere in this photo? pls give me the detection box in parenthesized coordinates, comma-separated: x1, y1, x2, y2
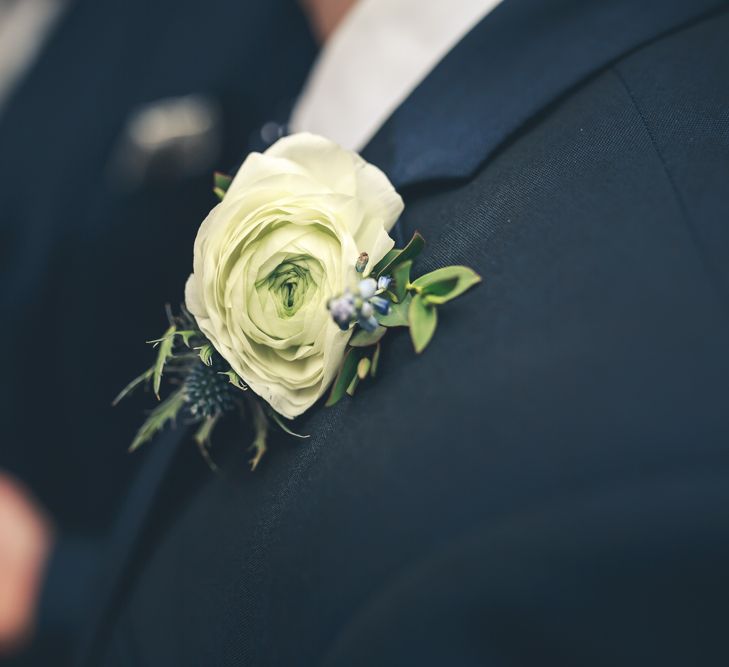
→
(73, 0, 729, 664)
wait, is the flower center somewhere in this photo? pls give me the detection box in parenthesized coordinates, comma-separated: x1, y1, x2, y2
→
(263, 257, 315, 319)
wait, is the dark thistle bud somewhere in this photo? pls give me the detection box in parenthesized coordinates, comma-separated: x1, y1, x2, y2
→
(355, 252, 369, 273)
(185, 358, 238, 419)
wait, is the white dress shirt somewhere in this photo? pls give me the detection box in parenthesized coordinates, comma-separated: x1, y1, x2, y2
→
(290, 0, 504, 152)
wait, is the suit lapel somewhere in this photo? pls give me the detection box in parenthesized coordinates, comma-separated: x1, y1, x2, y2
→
(362, 0, 728, 190)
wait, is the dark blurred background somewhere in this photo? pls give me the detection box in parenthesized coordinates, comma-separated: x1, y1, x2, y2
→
(0, 0, 316, 662)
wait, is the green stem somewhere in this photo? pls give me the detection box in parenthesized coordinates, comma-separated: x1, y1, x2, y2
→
(245, 395, 268, 471)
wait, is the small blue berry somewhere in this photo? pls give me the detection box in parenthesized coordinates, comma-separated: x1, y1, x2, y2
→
(328, 292, 355, 330)
(358, 315, 379, 332)
(369, 296, 390, 315)
(358, 278, 377, 299)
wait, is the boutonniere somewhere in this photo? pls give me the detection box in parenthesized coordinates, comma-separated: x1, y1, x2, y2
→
(115, 133, 480, 469)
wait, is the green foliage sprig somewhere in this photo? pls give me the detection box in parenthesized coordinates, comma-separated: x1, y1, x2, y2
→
(113, 306, 307, 470)
(325, 232, 481, 407)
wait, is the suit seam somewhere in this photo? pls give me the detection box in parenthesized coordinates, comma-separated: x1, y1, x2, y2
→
(611, 63, 729, 310)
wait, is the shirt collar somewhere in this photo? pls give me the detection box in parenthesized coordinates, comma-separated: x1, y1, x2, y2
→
(289, 0, 504, 152)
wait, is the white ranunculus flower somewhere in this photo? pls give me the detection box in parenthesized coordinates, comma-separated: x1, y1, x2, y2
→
(185, 133, 404, 418)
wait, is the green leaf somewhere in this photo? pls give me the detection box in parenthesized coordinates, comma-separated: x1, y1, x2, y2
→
(151, 324, 176, 399)
(391, 260, 412, 302)
(412, 265, 482, 305)
(377, 294, 411, 327)
(148, 327, 202, 399)
(373, 232, 425, 277)
(193, 414, 221, 472)
(357, 356, 371, 380)
(370, 342, 381, 377)
(371, 249, 400, 276)
(129, 388, 187, 452)
(194, 413, 220, 447)
(325, 347, 365, 407)
(409, 294, 438, 353)
(148, 329, 197, 347)
(268, 410, 310, 439)
(214, 171, 232, 190)
(112, 366, 154, 406)
(196, 343, 214, 366)
(176, 330, 198, 347)
(213, 172, 233, 200)
(349, 326, 387, 347)
(247, 395, 268, 471)
(219, 369, 247, 391)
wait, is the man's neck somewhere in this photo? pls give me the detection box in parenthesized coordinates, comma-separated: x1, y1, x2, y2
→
(299, 0, 358, 43)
